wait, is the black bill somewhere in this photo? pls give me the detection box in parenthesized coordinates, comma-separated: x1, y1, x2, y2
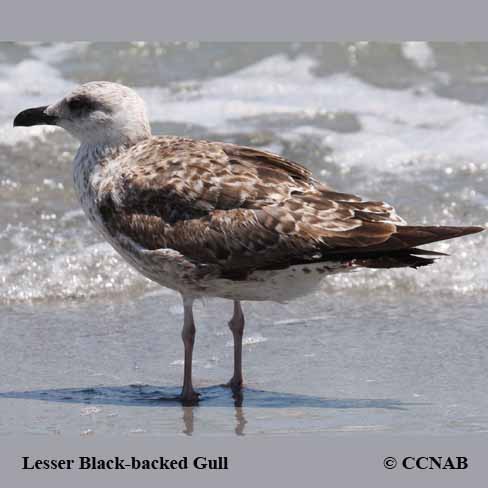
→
(13, 106, 58, 127)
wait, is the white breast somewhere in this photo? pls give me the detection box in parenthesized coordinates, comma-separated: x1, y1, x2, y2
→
(72, 145, 204, 294)
(73, 145, 105, 230)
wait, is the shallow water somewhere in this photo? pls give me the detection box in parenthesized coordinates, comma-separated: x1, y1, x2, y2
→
(0, 42, 487, 435)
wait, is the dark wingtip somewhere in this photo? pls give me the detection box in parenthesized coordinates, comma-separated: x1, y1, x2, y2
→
(460, 226, 485, 236)
(437, 225, 485, 239)
(394, 224, 485, 248)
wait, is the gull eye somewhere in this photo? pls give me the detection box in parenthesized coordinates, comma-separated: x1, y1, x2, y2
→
(67, 96, 92, 112)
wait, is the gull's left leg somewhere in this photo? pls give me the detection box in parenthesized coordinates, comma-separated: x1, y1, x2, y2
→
(180, 295, 199, 404)
(226, 300, 245, 391)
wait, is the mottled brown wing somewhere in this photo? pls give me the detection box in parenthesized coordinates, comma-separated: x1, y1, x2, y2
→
(99, 137, 410, 274)
(112, 138, 323, 218)
(112, 136, 390, 218)
(221, 143, 314, 182)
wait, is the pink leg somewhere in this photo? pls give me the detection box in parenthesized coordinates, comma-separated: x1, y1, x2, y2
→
(226, 300, 245, 391)
(180, 296, 199, 404)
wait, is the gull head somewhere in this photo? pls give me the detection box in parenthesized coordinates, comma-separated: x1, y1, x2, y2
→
(14, 81, 151, 146)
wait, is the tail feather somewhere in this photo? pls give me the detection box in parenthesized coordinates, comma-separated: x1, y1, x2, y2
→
(334, 225, 484, 269)
(356, 253, 436, 269)
(407, 247, 448, 256)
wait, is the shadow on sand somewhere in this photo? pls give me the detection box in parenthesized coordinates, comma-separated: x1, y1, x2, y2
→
(0, 384, 416, 410)
(0, 385, 424, 435)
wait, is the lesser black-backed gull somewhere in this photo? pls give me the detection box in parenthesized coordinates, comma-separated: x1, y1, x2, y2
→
(14, 81, 484, 403)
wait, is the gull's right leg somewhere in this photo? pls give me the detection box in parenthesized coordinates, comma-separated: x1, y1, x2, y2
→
(226, 300, 245, 391)
(180, 295, 199, 405)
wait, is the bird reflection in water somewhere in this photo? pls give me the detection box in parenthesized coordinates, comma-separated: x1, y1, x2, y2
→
(182, 390, 247, 436)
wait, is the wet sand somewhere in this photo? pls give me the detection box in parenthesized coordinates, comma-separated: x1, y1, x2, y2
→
(1, 292, 487, 436)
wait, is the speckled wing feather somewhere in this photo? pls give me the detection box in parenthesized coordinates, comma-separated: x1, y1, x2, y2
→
(97, 137, 482, 276)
